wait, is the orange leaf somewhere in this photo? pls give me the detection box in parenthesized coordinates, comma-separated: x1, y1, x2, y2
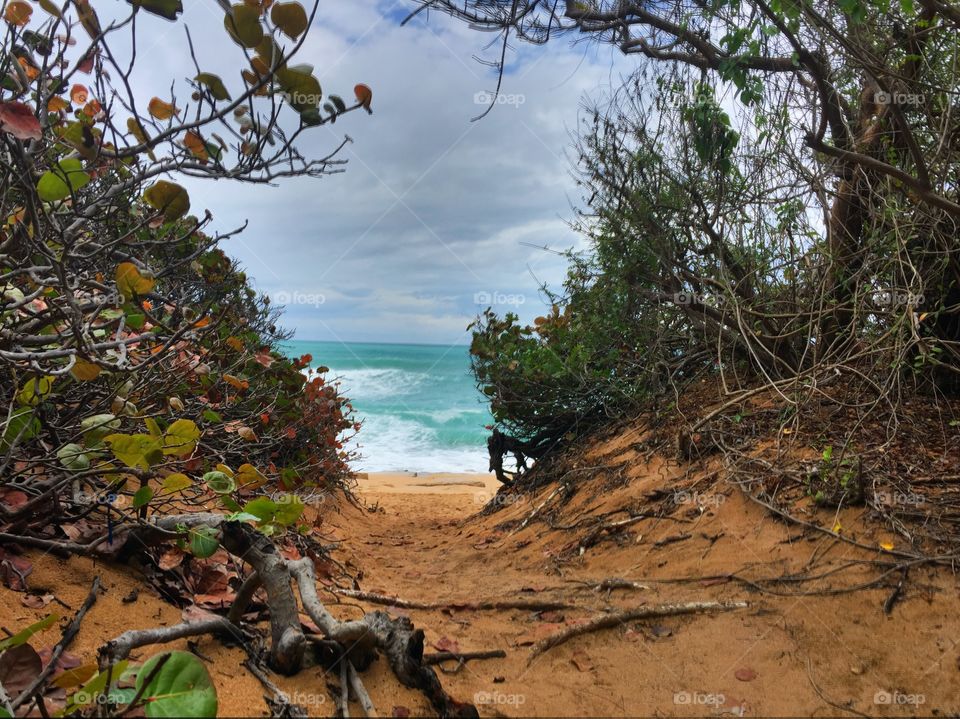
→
(183, 131, 208, 161)
(70, 84, 89, 105)
(47, 96, 69, 112)
(354, 83, 373, 113)
(5, 0, 32, 26)
(148, 97, 178, 120)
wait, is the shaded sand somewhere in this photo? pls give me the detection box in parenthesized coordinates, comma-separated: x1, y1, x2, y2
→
(3, 456, 960, 717)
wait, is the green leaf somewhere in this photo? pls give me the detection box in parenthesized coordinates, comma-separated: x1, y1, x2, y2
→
(1, 407, 40, 450)
(224, 4, 263, 48)
(132, 485, 154, 509)
(162, 419, 200, 457)
(270, 1, 307, 39)
(79, 413, 121, 442)
(0, 614, 58, 652)
(135, 651, 217, 717)
(201, 410, 222, 423)
(61, 661, 130, 715)
(16, 375, 55, 406)
(37, 158, 90, 202)
(126, 0, 182, 20)
(328, 94, 346, 113)
(241, 497, 277, 523)
(105, 433, 164, 469)
(224, 511, 260, 522)
(57, 443, 91, 471)
(202, 471, 235, 494)
(143, 180, 190, 221)
(273, 494, 304, 526)
(275, 67, 321, 113)
(186, 527, 220, 559)
(194, 73, 231, 101)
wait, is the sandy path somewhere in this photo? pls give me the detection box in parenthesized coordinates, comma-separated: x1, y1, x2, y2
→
(3, 469, 959, 717)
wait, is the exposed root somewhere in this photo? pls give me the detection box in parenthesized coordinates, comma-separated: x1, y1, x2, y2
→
(334, 588, 576, 612)
(528, 600, 749, 662)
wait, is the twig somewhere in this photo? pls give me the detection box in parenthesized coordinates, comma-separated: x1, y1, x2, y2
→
(528, 601, 748, 662)
(423, 649, 506, 666)
(243, 659, 309, 718)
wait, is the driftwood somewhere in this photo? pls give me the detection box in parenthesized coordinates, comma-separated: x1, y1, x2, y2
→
(114, 515, 476, 718)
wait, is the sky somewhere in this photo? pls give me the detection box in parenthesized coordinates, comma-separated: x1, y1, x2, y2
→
(126, 1, 630, 345)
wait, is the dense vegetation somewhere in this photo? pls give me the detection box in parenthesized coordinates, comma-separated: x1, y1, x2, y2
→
(457, 0, 960, 476)
(0, 0, 376, 712)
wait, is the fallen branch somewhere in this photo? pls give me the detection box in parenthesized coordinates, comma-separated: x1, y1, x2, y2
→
(423, 649, 506, 666)
(100, 616, 246, 665)
(528, 601, 748, 662)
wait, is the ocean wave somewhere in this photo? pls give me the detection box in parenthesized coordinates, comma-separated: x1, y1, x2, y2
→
(323, 367, 430, 400)
(345, 413, 488, 473)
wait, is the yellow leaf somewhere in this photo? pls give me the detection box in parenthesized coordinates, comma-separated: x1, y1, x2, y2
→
(223, 374, 249, 390)
(215, 463, 235, 478)
(225, 336, 244, 352)
(879, 540, 894, 551)
(47, 96, 69, 112)
(115, 262, 155, 298)
(75, 0, 101, 38)
(148, 97, 178, 120)
(831, 520, 842, 534)
(70, 358, 100, 381)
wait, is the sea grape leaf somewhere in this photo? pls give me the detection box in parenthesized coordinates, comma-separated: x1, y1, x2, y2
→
(162, 419, 199, 457)
(126, 0, 183, 20)
(37, 158, 90, 201)
(105, 433, 163, 469)
(271, 1, 307, 39)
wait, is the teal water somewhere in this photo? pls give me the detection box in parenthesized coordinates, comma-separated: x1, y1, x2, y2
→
(281, 340, 492, 472)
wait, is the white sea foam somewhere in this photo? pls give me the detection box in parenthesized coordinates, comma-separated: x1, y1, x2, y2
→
(344, 412, 489, 473)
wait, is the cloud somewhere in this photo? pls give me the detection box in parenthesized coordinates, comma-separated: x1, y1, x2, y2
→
(116, 0, 624, 345)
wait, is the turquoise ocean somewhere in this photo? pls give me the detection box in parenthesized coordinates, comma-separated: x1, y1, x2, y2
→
(282, 340, 493, 473)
